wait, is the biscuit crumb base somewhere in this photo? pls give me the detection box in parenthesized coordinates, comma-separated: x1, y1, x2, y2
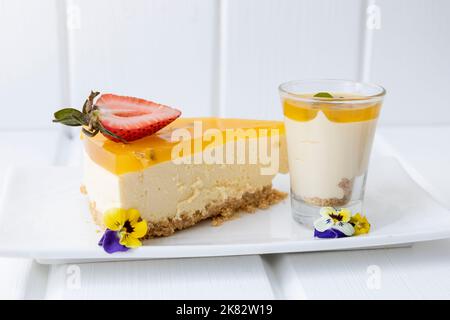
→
(88, 186, 287, 238)
(303, 178, 353, 207)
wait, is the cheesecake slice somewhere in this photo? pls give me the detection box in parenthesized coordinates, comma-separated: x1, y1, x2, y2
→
(82, 118, 288, 238)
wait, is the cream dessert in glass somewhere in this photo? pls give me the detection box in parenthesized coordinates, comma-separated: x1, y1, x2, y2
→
(279, 79, 385, 226)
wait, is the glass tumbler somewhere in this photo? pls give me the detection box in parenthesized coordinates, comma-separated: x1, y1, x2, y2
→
(279, 79, 386, 226)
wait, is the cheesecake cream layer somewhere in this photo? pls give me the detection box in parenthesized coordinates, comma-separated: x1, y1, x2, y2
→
(84, 146, 278, 222)
(285, 112, 376, 200)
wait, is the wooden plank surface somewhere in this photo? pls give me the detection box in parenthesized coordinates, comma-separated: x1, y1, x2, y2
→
(45, 256, 275, 299)
(219, 0, 364, 119)
(264, 239, 450, 299)
(66, 0, 218, 117)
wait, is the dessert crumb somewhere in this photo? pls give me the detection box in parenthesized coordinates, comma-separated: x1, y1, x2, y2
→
(304, 177, 353, 207)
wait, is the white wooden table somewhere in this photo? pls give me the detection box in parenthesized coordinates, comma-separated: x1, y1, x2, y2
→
(1, 126, 449, 299)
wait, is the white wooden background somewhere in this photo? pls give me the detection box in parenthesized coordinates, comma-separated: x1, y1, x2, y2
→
(1, 0, 450, 299)
(1, 0, 450, 126)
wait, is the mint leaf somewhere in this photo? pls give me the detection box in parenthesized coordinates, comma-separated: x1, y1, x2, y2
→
(314, 92, 333, 98)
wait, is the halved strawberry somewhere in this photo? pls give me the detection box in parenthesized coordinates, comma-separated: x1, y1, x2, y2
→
(53, 91, 181, 143)
(95, 94, 181, 142)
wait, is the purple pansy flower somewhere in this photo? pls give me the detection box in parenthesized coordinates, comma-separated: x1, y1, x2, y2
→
(98, 229, 129, 253)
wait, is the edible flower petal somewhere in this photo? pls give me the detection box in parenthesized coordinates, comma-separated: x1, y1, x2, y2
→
(333, 221, 355, 236)
(131, 220, 148, 239)
(350, 213, 371, 235)
(119, 233, 142, 248)
(313, 216, 334, 232)
(104, 208, 127, 231)
(314, 228, 347, 239)
(127, 208, 141, 224)
(98, 229, 128, 254)
(319, 207, 351, 223)
(319, 207, 337, 219)
(337, 208, 351, 223)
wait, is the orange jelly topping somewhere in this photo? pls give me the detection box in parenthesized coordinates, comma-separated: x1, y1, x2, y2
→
(83, 118, 285, 175)
(283, 93, 381, 123)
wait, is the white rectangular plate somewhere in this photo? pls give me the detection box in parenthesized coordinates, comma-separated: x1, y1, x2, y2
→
(1, 154, 450, 264)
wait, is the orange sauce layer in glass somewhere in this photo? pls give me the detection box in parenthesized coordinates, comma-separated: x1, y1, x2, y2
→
(283, 93, 381, 123)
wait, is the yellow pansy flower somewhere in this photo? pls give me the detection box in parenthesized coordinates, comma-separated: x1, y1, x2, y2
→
(103, 208, 148, 248)
(350, 213, 371, 235)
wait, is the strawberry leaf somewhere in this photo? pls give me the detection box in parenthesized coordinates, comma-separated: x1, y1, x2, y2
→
(53, 108, 86, 126)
